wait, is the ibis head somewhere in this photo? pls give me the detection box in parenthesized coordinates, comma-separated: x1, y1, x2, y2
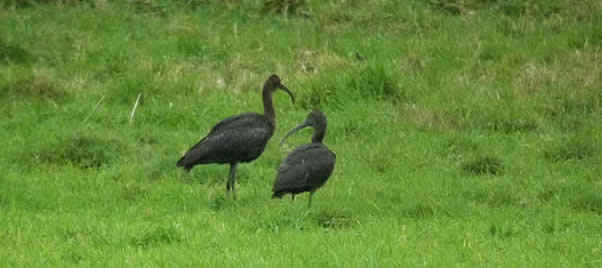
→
(280, 109, 327, 146)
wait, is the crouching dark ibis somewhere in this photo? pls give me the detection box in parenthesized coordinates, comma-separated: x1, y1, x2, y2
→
(272, 109, 336, 207)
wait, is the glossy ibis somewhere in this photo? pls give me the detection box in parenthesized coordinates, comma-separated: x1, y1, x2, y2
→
(177, 74, 295, 199)
(272, 109, 336, 208)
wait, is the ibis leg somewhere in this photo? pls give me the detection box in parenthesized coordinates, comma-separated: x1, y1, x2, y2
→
(308, 191, 315, 208)
(227, 163, 238, 200)
(291, 194, 295, 201)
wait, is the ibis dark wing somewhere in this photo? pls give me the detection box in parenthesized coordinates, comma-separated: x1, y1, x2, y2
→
(177, 113, 274, 167)
(272, 143, 336, 194)
(208, 113, 261, 134)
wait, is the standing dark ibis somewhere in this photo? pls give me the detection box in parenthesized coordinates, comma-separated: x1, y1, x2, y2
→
(177, 74, 295, 199)
(272, 109, 336, 208)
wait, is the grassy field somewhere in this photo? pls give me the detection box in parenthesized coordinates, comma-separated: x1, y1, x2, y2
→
(1, 0, 601, 266)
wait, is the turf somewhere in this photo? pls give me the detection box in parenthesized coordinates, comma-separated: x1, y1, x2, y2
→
(1, 0, 601, 266)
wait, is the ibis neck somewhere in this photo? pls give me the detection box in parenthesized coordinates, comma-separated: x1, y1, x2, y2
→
(262, 87, 276, 126)
(312, 127, 326, 143)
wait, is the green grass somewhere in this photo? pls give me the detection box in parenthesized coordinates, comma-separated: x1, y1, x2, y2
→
(1, 0, 601, 266)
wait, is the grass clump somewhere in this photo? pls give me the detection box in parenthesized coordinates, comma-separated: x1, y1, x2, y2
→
(314, 209, 353, 229)
(363, 150, 393, 173)
(543, 139, 594, 162)
(126, 0, 209, 15)
(1, 72, 65, 101)
(348, 63, 404, 103)
(428, 0, 533, 16)
(130, 226, 181, 247)
(262, 0, 306, 16)
(36, 133, 122, 168)
(445, 138, 479, 156)
(464, 185, 517, 207)
(428, 0, 486, 15)
(261, 214, 305, 232)
(127, 0, 168, 16)
(477, 105, 539, 133)
(570, 189, 602, 215)
(542, 219, 570, 234)
(297, 73, 341, 109)
(540, 90, 602, 118)
(208, 195, 226, 211)
(489, 223, 517, 239)
(1, 0, 92, 8)
(121, 183, 150, 201)
(0, 40, 32, 64)
(486, 115, 538, 133)
(428, 0, 591, 18)
(298, 63, 403, 109)
(402, 203, 436, 219)
(536, 188, 558, 203)
(462, 155, 504, 175)
(572, 196, 602, 215)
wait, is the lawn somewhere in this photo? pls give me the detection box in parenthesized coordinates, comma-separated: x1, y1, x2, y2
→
(1, 0, 601, 266)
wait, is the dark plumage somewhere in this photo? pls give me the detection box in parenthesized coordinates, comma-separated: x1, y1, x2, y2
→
(272, 109, 336, 208)
(177, 74, 294, 199)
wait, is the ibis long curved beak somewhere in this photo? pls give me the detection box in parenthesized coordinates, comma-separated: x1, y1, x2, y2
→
(279, 84, 295, 104)
(280, 121, 310, 146)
